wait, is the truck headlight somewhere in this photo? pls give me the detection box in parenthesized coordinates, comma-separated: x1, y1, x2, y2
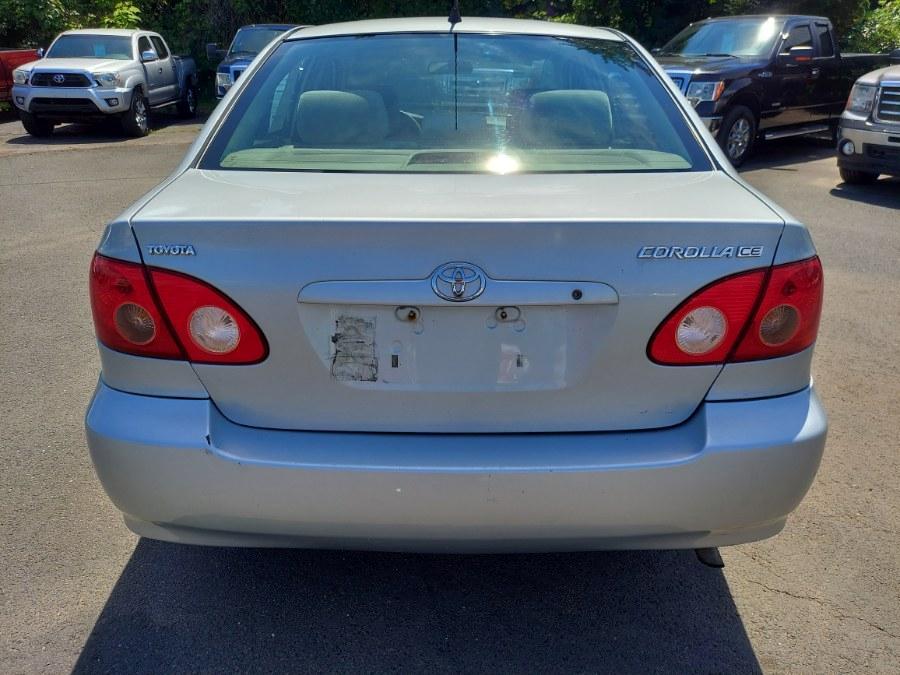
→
(12, 69, 30, 85)
(846, 83, 876, 114)
(93, 72, 122, 87)
(216, 72, 233, 89)
(686, 81, 725, 107)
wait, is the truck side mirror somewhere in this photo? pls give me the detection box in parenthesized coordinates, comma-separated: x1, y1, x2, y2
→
(777, 45, 814, 67)
(206, 43, 227, 63)
(890, 48, 900, 65)
(36, 47, 45, 58)
(141, 49, 158, 63)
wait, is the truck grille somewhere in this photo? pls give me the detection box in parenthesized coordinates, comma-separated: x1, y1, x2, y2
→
(30, 72, 92, 88)
(876, 83, 900, 123)
(30, 97, 99, 114)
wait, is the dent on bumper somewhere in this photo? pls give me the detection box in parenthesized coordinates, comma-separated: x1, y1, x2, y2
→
(85, 382, 827, 552)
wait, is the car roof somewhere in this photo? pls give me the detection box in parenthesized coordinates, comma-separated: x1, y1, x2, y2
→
(240, 24, 300, 30)
(697, 14, 828, 23)
(59, 28, 146, 37)
(285, 17, 623, 42)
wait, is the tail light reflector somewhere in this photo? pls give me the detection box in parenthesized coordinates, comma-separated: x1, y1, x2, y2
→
(649, 256, 823, 365)
(89, 253, 267, 364)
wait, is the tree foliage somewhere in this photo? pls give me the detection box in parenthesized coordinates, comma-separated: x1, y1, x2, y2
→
(1, 0, 896, 61)
(846, 0, 900, 52)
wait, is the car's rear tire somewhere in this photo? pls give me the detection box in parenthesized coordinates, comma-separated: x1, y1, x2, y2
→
(718, 105, 757, 167)
(839, 167, 879, 185)
(19, 111, 54, 137)
(177, 83, 198, 119)
(121, 88, 150, 137)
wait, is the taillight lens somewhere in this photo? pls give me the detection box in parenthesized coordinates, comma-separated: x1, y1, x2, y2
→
(649, 268, 767, 365)
(732, 257, 823, 361)
(89, 253, 267, 364)
(649, 256, 823, 365)
(150, 268, 267, 364)
(89, 254, 183, 358)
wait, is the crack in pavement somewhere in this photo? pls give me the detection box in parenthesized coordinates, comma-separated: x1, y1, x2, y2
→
(744, 578, 900, 640)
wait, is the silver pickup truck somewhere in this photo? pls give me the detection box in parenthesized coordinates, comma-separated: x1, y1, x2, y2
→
(11, 28, 197, 137)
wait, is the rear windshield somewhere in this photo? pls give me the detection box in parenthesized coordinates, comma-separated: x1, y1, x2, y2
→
(47, 35, 133, 60)
(201, 33, 711, 174)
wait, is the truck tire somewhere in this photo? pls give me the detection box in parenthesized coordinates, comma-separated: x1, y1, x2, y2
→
(19, 111, 54, 137)
(121, 88, 150, 137)
(177, 83, 198, 119)
(839, 167, 879, 185)
(717, 105, 757, 167)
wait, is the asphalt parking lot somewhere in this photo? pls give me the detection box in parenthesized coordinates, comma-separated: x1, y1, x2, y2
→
(1, 112, 898, 674)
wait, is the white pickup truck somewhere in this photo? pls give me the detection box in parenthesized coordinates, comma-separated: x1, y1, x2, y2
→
(11, 28, 198, 137)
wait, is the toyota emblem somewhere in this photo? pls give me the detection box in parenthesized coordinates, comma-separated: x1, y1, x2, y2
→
(431, 262, 487, 302)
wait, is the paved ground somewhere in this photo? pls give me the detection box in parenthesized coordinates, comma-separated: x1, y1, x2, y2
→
(1, 113, 898, 674)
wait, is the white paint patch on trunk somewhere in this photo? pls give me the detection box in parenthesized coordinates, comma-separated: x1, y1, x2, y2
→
(331, 315, 378, 382)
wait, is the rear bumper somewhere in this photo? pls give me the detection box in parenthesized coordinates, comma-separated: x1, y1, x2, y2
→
(85, 381, 826, 552)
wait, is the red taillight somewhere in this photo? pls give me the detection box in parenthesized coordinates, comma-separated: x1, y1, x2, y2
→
(89, 253, 267, 364)
(732, 256, 823, 361)
(89, 254, 183, 359)
(149, 268, 267, 364)
(648, 256, 823, 365)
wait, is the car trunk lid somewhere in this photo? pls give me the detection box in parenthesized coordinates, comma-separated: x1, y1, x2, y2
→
(130, 169, 784, 432)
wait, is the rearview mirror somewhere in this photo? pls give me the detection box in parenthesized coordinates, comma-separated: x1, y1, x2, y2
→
(777, 45, 814, 67)
(141, 49, 157, 63)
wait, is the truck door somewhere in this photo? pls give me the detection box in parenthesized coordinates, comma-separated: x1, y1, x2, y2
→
(150, 36, 178, 103)
(139, 35, 165, 105)
(774, 22, 815, 126)
(811, 22, 842, 120)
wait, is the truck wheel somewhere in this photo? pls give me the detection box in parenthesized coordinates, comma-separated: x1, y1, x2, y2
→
(121, 88, 150, 137)
(177, 84, 198, 119)
(839, 167, 879, 185)
(718, 105, 757, 167)
(19, 111, 54, 137)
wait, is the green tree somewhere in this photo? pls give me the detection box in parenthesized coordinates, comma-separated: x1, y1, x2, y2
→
(847, 0, 900, 52)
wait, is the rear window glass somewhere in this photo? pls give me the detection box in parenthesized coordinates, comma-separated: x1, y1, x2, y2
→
(201, 33, 711, 174)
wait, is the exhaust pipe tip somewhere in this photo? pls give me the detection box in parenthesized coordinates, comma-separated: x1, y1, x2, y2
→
(695, 547, 725, 568)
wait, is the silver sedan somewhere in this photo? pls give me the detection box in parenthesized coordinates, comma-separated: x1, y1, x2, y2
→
(85, 17, 826, 553)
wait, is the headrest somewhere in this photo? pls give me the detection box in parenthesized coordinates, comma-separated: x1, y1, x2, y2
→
(294, 90, 388, 146)
(519, 90, 613, 148)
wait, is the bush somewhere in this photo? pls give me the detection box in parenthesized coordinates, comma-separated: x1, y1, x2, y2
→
(847, 0, 900, 53)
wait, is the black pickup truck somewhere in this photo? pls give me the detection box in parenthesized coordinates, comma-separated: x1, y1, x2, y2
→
(655, 15, 890, 165)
